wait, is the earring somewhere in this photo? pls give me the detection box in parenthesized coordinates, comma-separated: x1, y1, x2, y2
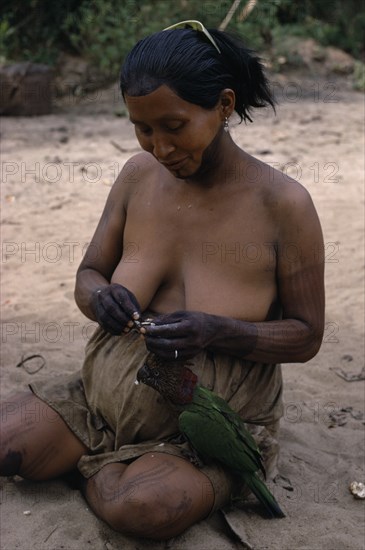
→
(224, 117, 229, 132)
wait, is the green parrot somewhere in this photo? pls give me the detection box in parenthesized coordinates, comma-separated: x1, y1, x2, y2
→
(136, 353, 285, 519)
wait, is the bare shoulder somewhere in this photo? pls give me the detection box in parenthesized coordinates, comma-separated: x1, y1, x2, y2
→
(121, 151, 159, 180)
(262, 163, 324, 266)
(258, 160, 319, 224)
(117, 151, 157, 187)
(123, 151, 158, 173)
(245, 157, 324, 261)
(106, 151, 158, 207)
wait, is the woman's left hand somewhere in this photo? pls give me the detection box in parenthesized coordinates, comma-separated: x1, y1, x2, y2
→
(143, 311, 219, 360)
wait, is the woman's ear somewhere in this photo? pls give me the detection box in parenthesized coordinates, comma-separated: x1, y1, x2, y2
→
(219, 88, 235, 119)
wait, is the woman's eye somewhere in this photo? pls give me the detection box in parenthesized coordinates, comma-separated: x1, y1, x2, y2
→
(136, 125, 152, 135)
(166, 123, 184, 132)
(135, 122, 184, 135)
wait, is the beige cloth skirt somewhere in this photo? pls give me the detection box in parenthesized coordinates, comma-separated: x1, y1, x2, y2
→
(30, 326, 283, 512)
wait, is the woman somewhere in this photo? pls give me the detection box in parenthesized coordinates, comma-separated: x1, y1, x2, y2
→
(0, 22, 325, 540)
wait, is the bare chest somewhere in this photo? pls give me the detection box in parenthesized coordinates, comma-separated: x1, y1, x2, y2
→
(112, 184, 279, 318)
(127, 187, 276, 265)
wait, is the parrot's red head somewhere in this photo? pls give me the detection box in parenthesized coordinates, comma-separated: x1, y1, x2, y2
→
(136, 353, 198, 405)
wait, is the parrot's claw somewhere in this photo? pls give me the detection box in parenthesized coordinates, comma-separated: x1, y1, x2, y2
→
(169, 433, 188, 445)
(181, 448, 204, 468)
(167, 434, 204, 467)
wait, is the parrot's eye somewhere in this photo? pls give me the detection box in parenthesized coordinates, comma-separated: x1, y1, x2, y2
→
(152, 369, 160, 377)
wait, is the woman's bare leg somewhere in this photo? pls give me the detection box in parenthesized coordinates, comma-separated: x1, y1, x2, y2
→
(0, 390, 87, 480)
(84, 452, 215, 540)
(1, 393, 215, 539)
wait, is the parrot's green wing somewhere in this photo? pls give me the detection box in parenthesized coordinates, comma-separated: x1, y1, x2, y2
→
(179, 386, 285, 518)
(179, 387, 263, 475)
(189, 386, 265, 476)
(179, 407, 256, 473)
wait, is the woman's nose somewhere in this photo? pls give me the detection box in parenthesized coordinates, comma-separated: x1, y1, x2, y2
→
(152, 134, 175, 160)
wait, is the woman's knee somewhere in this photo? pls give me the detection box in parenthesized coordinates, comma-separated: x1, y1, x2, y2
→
(99, 480, 184, 538)
(86, 456, 214, 539)
(0, 391, 87, 479)
(85, 465, 156, 535)
(0, 392, 28, 476)
(0, 445, 23, 477)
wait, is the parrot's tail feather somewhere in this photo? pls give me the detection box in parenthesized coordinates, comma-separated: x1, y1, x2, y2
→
(246, 475, 285, 519)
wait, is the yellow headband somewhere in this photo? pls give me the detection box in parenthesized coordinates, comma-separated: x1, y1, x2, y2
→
(163, 20, 221, 54)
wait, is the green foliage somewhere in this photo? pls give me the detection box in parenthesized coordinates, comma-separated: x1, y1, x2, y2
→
(0, 0, 83, 64)
(0, 19, 12, 63)
(61, 1, 138, 78)
(0, 0, 364, 79)
(277, 0, 364, 58)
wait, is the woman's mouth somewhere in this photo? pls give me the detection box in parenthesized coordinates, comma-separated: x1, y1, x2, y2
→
(162, 158, 188, 171)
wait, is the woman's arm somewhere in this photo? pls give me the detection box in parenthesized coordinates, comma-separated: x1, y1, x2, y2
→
(208, 183, 325, 363)
(75, 155, 145, 330)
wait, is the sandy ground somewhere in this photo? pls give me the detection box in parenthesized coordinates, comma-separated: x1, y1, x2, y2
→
(1, 74, 364, 550)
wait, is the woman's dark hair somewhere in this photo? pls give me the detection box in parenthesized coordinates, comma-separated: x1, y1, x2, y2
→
(120, 27, 275, 123)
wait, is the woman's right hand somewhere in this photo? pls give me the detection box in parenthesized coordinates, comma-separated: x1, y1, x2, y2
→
(90, 283, 141, 335)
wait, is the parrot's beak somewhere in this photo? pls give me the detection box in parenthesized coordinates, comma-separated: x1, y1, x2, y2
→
(136, 363, 151, 385)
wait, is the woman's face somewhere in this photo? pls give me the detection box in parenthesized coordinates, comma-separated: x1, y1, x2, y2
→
(124, 85, 225, 179)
